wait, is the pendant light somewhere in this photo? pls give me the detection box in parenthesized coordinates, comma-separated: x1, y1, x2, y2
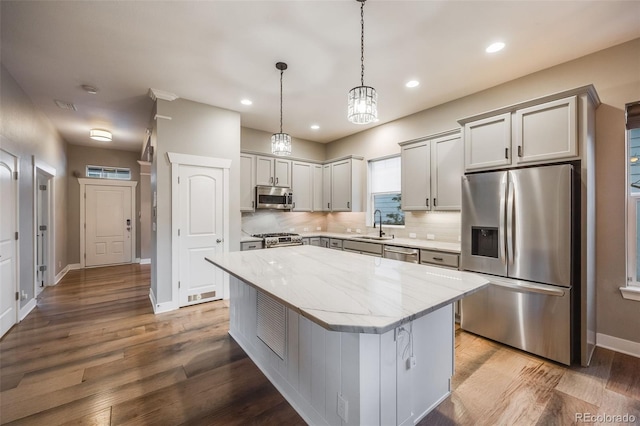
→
(271, 62, 292, 156)
(348, 0, 377, 124)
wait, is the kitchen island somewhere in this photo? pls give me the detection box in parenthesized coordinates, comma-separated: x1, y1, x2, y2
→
(206, 245, 488, 426)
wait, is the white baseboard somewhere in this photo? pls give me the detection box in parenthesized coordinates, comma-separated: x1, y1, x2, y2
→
(55, 263, 82, 285)
(149, 289, 178, 314)
(597, 333, 640, 359)
(19, 298, 37, 321)
(139, 258, 151, 265)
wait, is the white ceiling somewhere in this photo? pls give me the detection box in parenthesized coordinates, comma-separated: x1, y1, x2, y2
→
(2, 1, 639, 152)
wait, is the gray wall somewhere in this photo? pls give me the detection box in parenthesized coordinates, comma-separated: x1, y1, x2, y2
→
(66, 145, 141, 264)
(0, 64, 68, 308)
(326, 38, 640, 344)
(241, 126, 326, 162)
(151, 98, 241, 305)
(139, 162, 151, 260)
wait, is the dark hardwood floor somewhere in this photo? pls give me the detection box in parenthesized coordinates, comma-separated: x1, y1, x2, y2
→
(1, 264, 639, 425)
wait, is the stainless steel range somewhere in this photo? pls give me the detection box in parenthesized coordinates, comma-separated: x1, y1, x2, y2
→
(252, 233, 302, 248)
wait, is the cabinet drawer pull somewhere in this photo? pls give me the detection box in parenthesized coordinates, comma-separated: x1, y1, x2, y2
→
(432, 257, 444, 261)
(505, 147, 509, 159)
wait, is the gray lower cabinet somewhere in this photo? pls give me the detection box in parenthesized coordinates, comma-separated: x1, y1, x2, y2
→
(329, 238, 343, 250)
(241, 241, 263, 251)
(320, 237, 330, 248)
(420, 249, 459, 269)
(309, 237, 321, 247)
(343, 240, 383, 257)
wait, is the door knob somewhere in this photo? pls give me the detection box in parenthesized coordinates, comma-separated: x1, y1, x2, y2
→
(216, 239, 223, 243)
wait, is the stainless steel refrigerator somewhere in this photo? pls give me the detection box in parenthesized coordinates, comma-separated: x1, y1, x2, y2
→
(460, 163, 576, 365)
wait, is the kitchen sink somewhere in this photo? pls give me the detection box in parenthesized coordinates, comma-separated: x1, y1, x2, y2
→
(352, 235, 393, 241)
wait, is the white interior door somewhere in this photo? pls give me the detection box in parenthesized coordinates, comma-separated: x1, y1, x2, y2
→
(178, 165, 224, 306)
(0, 149, 18, 338)
(85, 184, 132, 267)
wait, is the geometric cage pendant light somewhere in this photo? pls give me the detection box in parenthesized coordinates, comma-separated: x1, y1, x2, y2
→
(347, 0, 377, 124)
(271, 61, 292, 156)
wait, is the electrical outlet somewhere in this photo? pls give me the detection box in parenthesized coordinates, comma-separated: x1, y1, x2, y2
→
(289, 228, 295, 232)
(356, 228, 361, 233)
(337, 394, 349, 423)
(303, 227, 309, 232)
(406, 355, 417, 369)
(316, 227, 321, 231)
(427, 234, 435, 240)
(409, 233, 417, 238)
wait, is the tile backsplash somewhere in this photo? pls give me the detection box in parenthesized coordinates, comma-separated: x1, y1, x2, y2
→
(241, 211, 327, 236)
(242, 210, 461, 243)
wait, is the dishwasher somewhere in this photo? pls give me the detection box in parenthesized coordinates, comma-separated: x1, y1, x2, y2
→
(383, 246, 419, 263)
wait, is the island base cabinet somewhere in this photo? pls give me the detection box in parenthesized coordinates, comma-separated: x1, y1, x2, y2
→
(228, 276, 454, 426)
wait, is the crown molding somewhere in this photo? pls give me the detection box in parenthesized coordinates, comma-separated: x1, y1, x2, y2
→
(148, 88, 179, 102)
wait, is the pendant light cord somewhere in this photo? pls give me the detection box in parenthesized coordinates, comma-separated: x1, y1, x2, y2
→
(360, 0, 365, 86)
(280, 68, 284, 133)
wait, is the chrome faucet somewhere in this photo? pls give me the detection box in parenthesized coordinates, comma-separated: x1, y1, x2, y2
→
(373, 209, 385, 238)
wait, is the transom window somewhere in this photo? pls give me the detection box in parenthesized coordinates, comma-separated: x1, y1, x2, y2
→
(86, 165, 131, 180)
(369, 156, 404, 226)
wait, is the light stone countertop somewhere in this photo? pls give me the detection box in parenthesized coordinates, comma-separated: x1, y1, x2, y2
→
(241, 232, 461, 253)
(207, 245, 487, 334)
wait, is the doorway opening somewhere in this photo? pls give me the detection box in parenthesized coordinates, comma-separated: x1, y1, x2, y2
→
(34, 158, 56, 295)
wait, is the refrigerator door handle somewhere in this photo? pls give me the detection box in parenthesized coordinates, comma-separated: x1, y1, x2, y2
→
(499, 173, 508, 266)
(506, 173, 515, 267)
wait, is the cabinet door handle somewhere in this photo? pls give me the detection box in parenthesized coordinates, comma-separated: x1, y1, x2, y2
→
(270, 177, 273, 184)
(292, 202, 296, 209)
(426, 198, 430, 207)
(433, 198, 437, 207)
(327, 202, 330, 209)
(275, 177, 279, 185)
(505, 147, 509, 159)
(347, 201, 350, 209)
(252, 201, 254, 208)
(517, 145, 523, 157)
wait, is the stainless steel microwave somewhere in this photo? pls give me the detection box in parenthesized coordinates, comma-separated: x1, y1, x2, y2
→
(255, 185, 293, 210)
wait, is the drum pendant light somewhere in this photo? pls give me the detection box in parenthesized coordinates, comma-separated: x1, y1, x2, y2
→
(271, 62, 292, 156)
(347, 0, 377, 124)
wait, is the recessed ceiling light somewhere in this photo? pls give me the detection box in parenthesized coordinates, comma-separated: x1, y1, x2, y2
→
(406, 80, 420, 88)
(81, 84, 99, 94)
(241, 99, 253, 106)
(311, 125, 320, 130)
(486, 42, 505, 53)
(90, 129, 112, 142)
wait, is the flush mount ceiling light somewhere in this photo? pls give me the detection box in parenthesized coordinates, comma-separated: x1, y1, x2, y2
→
(89, 129, 112, 142)
(347, 0, 377, 125)
(271, 62, 292, 156)
(310, 124, 320, 130)
(486, 42, 506, 53)
(241, 99, 253, 106)
(405, 80, 420, 88)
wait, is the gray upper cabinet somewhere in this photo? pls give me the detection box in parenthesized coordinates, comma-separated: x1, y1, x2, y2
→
(431, 133, 463, 210)
(322, 164, 332, 211)
(256, 155, 291, 187)
(400, 130, 462, 211)
(401, 139, 431, 210)
(461, 93, 581, 172)
(328, 158, 363, 212)
(313, 164, 323, 212)
(291, 161, 313, 211)
(240, 153, 256, 212)
(514, 96, 577, 165)
(463, 113, 511, 171)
